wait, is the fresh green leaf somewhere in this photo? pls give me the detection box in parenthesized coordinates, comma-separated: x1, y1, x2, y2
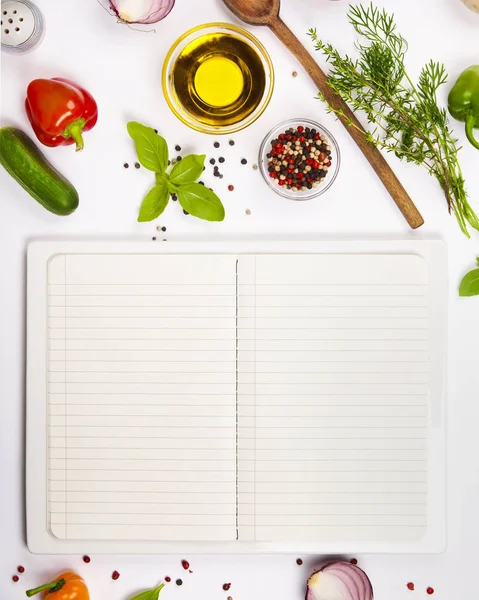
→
(127, 122, 168, 173)
(177, 183, 225, 222)
(138, 180, 169, 222)
(459, 267, 479, 297)
(129, 583, 165, 600)
(476, 257, 479, 266)
(170, 154, 206, 186)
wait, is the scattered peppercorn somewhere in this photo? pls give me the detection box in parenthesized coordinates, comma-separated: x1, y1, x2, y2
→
(17, 566, 25, 573)
(252, 164, 258, 170)
(175, 145, 181, 151)
(161, 226, 167, 232)
(241, 158, 247, 165)
(123, 163, 129, 169)
(223, 583, 232, 591)
(154, 129, 158, 134)
(228, 185, 234, 191)
(171, 158, 177, 165)
(177, 156, 182, 161)
(292, 71, 298, 77)
(214, 142, 220, 148)
(296, 558, 303, 565)
(182, 560, 190, 570)
(407, 582, 415, 591)
(219, 157, 225, 163)
(199, 181, 205, 185)
(426, 588, 434, 595)
(227, 597, 233, 600)
(165, 577, 171, 583)
(350, 558, 358, 565)
(245, 209, 251, 215)
(176, 579, 183, 586)
(210, 158, 216, 165)
(82, 555, 91, 564)
(168, 160, 171, 166)
(134, 162, 140, 169)
(229, 140, 235, 146)
(12, 575, 19, 583)
(183, 209, 189, 215)
(152, 237, 157, 241)
(112, 571, 120, 581)
(171, 193, 178, 201)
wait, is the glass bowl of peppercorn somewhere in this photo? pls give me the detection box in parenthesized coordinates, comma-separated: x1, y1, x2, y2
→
(259, 119, 340, 200)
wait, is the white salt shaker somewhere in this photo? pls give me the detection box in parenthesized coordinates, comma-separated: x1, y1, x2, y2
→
(1, 0, 44, 54)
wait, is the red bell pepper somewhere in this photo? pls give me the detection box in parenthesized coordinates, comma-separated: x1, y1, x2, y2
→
(25, 78, 98, 152)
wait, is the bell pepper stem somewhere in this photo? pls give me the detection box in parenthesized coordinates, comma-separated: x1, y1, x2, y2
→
(26, 578, 66, 597)
(465, 114, 479, 150)
(62, 118, 86, 152)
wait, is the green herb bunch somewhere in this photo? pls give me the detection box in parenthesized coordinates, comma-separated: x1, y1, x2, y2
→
(309, 3, 479, 237)
(127, 122, 225, 222)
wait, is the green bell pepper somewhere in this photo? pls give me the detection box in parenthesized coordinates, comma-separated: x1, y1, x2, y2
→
(448, 65, 479, 150)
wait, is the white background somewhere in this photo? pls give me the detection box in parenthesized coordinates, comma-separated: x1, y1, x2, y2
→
(1, 0, 479, 598)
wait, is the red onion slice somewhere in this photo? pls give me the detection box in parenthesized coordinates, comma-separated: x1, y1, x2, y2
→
(306, 562, 373, 600)
(110, 0, 175, 24)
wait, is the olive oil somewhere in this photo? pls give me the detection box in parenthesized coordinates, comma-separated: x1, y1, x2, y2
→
(171, 32, 267, 128)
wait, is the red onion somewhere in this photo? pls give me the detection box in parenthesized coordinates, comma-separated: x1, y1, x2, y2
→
(109, 0, 175, 24)
(307, 561, 373, 600)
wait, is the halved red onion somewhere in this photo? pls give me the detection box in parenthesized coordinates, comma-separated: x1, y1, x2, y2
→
(307, 561, 373, 600)
(109, 0, 175, 24)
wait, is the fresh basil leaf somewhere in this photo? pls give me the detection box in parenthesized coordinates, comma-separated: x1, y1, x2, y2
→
(459, 267, 479, 297)
(476, 257, 479, 266)
(138, 180, 169, 222)
(177, 183, 225, 222)
(129, 583, 165, 600)
(170, 154, 206, 185)
(127, 122, 168, 173)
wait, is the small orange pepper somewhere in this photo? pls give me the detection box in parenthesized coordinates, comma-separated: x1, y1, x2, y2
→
(26, 571, 90, 600)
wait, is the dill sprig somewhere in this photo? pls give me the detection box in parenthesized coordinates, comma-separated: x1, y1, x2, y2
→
(309, 3, 479, 237)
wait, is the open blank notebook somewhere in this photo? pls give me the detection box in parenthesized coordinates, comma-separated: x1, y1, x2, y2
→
(26, 241, 447, 554)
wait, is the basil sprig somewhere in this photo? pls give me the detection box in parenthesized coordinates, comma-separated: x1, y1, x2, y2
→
(127, 121, 225, 222)
(459, 257, 479, 296)
(129, 583, 165, 600)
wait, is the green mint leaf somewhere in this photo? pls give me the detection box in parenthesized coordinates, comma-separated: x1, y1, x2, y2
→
(127, 122, 168, 173)
(177, 183, 225, 222)
(170, 154, 206, 185)
(129, 583, 165, 600)
(459, 268, 479, 297)
(138, 180, 169, 222)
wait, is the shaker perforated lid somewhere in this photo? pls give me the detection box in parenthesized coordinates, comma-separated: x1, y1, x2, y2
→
(1, 0, 44, 53)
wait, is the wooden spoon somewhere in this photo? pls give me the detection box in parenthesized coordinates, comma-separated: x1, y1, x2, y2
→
(222, 0, 424, 229)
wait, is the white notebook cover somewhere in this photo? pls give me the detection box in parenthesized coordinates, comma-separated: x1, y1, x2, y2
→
(26, 240, 447, 554)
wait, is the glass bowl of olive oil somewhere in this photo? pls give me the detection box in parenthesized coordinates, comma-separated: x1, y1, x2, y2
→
(162, 23, 274, 135)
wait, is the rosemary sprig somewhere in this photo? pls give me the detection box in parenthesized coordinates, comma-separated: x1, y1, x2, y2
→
(309, 3, 479, 237)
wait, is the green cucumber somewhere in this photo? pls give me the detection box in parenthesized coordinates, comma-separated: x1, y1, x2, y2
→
(0, 127, 79, 216)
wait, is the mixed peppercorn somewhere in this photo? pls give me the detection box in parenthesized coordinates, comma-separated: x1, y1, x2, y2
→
(266, 125, 332, 192)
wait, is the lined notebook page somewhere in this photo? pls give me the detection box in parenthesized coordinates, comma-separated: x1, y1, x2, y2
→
(244, 254, 429, 543)
(47, 253, 238, 541)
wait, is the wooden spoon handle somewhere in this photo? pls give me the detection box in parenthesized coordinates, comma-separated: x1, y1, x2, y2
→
(269, 17, 424, 229)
